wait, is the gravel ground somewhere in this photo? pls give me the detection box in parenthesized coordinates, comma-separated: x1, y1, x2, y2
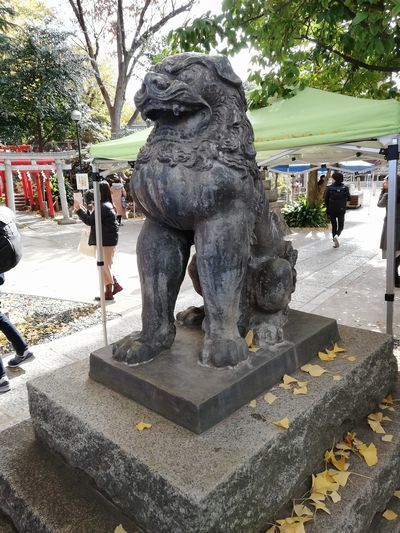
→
(0, 293, 118, 356)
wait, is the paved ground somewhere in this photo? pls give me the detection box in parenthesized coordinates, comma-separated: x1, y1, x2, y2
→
(0, 184, 397, 431)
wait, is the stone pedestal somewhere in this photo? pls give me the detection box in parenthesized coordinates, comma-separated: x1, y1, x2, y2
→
(90, 310, 339, 433)
(25, 324, 397, 533)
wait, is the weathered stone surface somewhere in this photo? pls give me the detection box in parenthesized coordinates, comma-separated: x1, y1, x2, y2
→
(91, 310, 339, 433)
(0, 511, 16, 532)
(28, 325, 396, 533)
(0, 421, 138, 533)
(304, 383, 400, 533)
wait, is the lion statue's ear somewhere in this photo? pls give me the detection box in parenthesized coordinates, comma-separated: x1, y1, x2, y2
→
(210, 56, 242, 87)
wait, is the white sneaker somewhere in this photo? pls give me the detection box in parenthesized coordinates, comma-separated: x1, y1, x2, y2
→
(0, 375, 10, 393)
(333, 237, 339, 248)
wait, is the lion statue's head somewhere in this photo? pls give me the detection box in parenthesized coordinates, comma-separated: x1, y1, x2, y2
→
(134, 53, 258, 180)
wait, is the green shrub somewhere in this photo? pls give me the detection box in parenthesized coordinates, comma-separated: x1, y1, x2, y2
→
(281, 195, 328, 228)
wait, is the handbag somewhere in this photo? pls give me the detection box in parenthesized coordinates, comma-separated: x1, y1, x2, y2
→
(78, 227, 96, 258)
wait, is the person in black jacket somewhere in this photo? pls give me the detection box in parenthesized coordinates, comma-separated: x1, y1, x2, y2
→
(74, 181, 122, 301)
(324, 172, 351, 248)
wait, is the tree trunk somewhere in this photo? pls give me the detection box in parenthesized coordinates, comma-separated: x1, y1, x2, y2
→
(306, 169, 319, 205)
(36, 117, 44, 152)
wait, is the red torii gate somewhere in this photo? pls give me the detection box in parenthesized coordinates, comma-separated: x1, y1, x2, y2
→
(0, 148, 75, 224)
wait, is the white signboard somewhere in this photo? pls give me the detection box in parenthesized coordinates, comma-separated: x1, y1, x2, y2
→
(76, 173, 89, 190)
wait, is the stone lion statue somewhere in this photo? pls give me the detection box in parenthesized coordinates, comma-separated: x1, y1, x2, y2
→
(113, 53, 297, 368)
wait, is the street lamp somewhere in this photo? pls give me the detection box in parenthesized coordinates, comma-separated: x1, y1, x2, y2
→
(71, 109, 82, 171)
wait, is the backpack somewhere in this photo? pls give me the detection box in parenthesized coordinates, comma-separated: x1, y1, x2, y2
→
(0, 206, 22, 273)
(328, 185, 349, 212)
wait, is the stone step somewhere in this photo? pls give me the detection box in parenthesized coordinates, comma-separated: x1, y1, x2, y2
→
(0, 421, 139, 533)
(273, 381, 400, 532)
(27, 323, 397, 532)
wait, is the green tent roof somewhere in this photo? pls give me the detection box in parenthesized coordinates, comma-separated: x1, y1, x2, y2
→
(90, 88, 400, 162)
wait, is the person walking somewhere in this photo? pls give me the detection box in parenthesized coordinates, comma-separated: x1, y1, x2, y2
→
(324, 171, 351, 248)
(377, 177, 400, 287)
(110, 175, 127, 226)
(74, 181, 122, 301)
(0, 274, 34, 394)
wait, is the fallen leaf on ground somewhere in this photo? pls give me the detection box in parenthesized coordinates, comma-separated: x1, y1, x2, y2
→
(394, 490, 400, 499)
(324, 450, 349, 471)
(245, 329, 254, 348)
(114, 525, 127, 533)
(249, 345, 260, 352)
(318, 351, 336, 362)
(293, 385, 308, 395)
(264, 392, 277, 404)
(383, 393, 394, 405)
(332, 375, 342, 381)
(368, 419, 385, 434)
(368, 412, 383, 421)
(312, 470, 338, 493)
(330, 470, 351, 487)
(382, 434, 394, 442)
(383, 509, 398, 521)
(331, 342, 346, 353)
(272, 417, 289, 429)
(301, 364, 326, 377)
(135, 421, 152, 431)
(283, 374, 298, 385)
(330, 491, 341, 503)
(345, 356, 357, 362)
(279, 383, 292, 390)
(311, 500, 331, 514)
(249, 399, 257, 408)
(293, 504, 313, 517)
(357, 442, 378, 466)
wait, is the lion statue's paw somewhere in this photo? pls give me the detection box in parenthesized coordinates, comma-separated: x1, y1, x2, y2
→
(200, 336, 249, 368)
(112, 333, 161, 365)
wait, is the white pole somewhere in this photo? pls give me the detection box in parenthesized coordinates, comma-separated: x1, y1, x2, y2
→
(4, 159, 15, 212)
(92, 163, 108, 346)
(55, 160, 75, 224)
(385, 137, 399, 336)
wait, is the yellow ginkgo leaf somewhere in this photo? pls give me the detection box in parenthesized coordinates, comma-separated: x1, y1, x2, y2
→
(309, 492, 326, 502)
(249, 345, 260, 352)
(368, 419, 385, 434)
(301, 364, 326, 377)
(293, 385, 308, 395)
(135, 421, 152, 431)
(245, 329, 254, 347)
(297, 381, 308, 387)
(368, 412, 383, 421)
(331, 342, 346, 353)
(382, 415, 392, 421)
(264, 392, 277, 404)
(311, 500, 331, 514)
(114, 526, 127, 533)
(283, 374, 298, 385)
(330, 491, 341, 503)
(383, 393, 394, 405)
(333, 375, 342, 381)
(293, 504, 314, 517)
(382, 434, 394, 442)
(331, 471, 351, 487)
(279, 383, 292, 390)
(345, 356, 357, 362)
(394, 490, 400, 499)
(272, 417, 289, 429)
(318, 351, 336, 362)
(358, 443, 378, 466)
(249, 399, 257, 408)
(312, 471, 337, 493)
(383, 509, 398, 521)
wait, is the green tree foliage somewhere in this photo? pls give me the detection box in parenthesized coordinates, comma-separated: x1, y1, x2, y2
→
(170, 0, 400, 108)
(0, 25, 88, 150)
(0, 0, 14, 46)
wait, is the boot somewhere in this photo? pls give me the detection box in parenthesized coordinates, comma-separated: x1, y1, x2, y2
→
(105, 284, 114, 300)
(113, 276, 123, 295)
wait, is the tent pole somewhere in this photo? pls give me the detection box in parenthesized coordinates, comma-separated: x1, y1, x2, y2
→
(385, 137, 399, 336)
(92, 162, 108, 346)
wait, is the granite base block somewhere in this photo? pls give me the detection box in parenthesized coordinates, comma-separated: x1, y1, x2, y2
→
(27, 325, 397, 533)
(0, 421, 138, 533)
(90, 309, 339, 433)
